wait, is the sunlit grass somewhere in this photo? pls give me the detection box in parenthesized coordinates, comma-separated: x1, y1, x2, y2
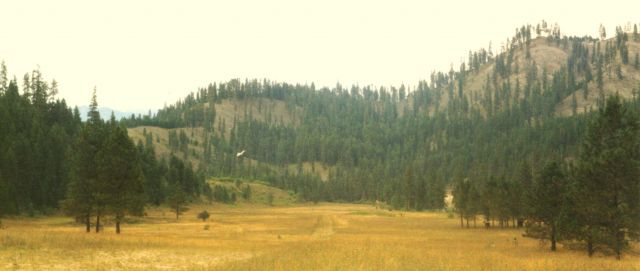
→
(0, 203, 638, 270)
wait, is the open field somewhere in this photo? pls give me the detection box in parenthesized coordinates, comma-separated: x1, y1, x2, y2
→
(0, 203, 638, 271)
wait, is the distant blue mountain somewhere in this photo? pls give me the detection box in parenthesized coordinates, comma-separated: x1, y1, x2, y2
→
(76, 106, 150, 121)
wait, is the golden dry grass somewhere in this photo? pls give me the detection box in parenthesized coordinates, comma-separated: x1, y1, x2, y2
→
(1, 203, 638, 270)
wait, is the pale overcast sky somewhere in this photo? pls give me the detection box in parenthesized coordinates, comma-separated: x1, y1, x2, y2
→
(0, 0, 638, 111)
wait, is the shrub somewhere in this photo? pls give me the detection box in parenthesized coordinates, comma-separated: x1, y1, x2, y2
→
(197, 210, 210, 222)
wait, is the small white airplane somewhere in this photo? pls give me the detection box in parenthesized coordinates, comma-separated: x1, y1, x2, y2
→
(236, 150, 246, 158)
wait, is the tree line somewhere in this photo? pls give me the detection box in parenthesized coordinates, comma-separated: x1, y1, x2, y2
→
(454, 95, 639, 259)
(0, 65, 205, 232)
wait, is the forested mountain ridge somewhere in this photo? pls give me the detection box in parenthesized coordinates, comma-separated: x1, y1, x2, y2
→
(121, 23, 640, 211)
(125, 23, 640, 131)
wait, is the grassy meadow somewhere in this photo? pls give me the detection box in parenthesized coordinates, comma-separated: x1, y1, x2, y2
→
(0, 203, 638, 271)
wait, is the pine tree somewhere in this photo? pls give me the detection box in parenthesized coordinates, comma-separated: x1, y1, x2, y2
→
(0, 61, 7, 93)
(573, 95, 640, 259)
(138, 142, 165, 205)
(571, 92, 578, 116)
(517, 161, 533, 226)
(97, 114, 145, 234)
(616, 64, 623, 80)
(48, 79, 58, 102)
(529, 160, 569, 251)
(167, 183, 188, 219)
(22, 73, 31, 100)
(63, 89, 104, 232)
(453, 177, 470, 228)
(0, 173, 8, 227)
(596, 59, 604, 106)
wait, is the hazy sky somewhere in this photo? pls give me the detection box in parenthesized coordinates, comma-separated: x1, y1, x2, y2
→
(1, 0, 638, 112)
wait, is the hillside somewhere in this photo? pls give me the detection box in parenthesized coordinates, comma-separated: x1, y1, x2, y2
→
(127, 125, 331, 182)
(207, 178, 298, 206)
(451, 36, 640, 117)
(122, 23, 640, 211)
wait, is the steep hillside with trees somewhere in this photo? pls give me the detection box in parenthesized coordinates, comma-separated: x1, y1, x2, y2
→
(122, 22, 640, 213)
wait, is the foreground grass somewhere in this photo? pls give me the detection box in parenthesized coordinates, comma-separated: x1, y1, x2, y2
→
(0, 203, 638, 270)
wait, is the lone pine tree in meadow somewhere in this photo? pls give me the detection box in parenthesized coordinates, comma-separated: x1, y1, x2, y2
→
(168, 183, 189, 220)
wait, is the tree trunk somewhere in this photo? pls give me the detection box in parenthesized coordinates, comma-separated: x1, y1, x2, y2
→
(615, 230, 623, 260)
(116, 215, 121, 234)
(550, 224, 557, 251)
(95, 215, 100, 233)
(587, 239, 594, 257)
(176, 205, 180, 220)
(85, 215, 91, 233)
(466, 218, 469, 228)
(460, 213, 464, 228)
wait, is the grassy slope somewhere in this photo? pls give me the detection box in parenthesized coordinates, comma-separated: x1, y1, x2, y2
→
(0, 204, 637, 270)
(127, 125, 205, 167)
(127, 126, 333, 181)
(207, 178, 299, 205)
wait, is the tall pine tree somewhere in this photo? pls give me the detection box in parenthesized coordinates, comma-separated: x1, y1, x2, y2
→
(573, 95, 640, 259)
